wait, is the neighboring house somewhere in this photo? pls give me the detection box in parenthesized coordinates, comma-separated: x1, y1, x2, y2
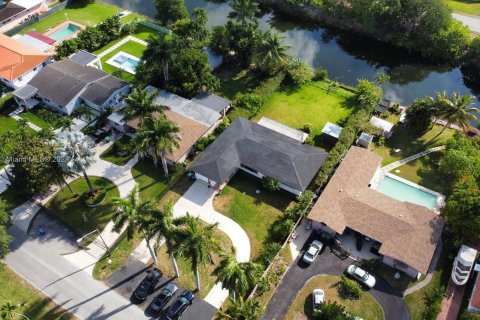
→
(69, 50, 102, 70)
(307, 146, 444, 277)
(370, 116, 394, 138)
(190, 117, 328, 195)
(0, 33, 51, 89)
(191, 92, 231, 117)
(451, 245, 477, 286)
(468, 271, 480, 313)
(13, 59, 130, 115)
(0, 0, 47, 33)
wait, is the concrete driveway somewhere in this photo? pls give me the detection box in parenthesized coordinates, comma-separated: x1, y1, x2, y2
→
(261, 232, 410, 320)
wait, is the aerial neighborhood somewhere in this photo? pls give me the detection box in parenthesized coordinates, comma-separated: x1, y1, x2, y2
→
(1, 0, 480, 320)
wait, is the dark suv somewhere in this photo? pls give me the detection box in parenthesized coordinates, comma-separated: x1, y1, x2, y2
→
(166, 291, 195, 319)
(133, 268, 163, 301)
(149, 283, 178, 312)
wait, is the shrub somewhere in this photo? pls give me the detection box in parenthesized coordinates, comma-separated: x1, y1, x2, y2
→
(257, 242, 282, 267)
(313, 67, 328, 81)
(214, 117, 230, 135)
(253, 72, 286, 97)
(355, 79, 383, 112)
(301, 123, 312, 134)
(234, 93, 264, 117)
(195, 135, 215, 152)
(285, 58, 313, 86)
(262, 177, 280, 192)
(269, 218, 295, 242)
(338, 275, 362, 299)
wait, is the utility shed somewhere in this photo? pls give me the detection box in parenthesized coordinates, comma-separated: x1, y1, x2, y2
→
(322, 122, 343, 144)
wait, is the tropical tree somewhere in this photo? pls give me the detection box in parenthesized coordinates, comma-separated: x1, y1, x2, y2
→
(215, 297, 261, 320)
(37, 128, 57, 144)
(0, 302, 16, 320)
(72, 105, 96, 123)
(111, 185, 159, 264)
(213, 250, 262, 298)
(154, 0, 188, 26)
(172, 215, 222, 291)
(254, 30, 291, 75)
(374, 72, 390, 85)
(50, 160, 78, 197)
(57, 117, 74, 132)
(120, 88, 165, 125)
(146, 34, 178, 83)
(0, 200, 11, 260)
(131, 117, 180, 177)
(228, 0, 260, 26)
(54, 131, 96, 196)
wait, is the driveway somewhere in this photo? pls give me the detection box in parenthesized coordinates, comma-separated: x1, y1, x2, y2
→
(261, 232, 410, 320)
(106, 256, 217, 319)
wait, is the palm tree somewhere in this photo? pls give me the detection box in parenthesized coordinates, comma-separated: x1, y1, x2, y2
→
(254, 30, 291, 74)
(57, 117, 73, 132)
(16, 118, 29, 130)
(132, 117, 180, 177)
(213, 249, 261, 299)
(172, 215, 222, 291)
(50, 160, 78, 197)
(0, 301, 16, 320)
(37, 128, 57, 144)
(54, 131, 96, 196)
(120, 88, 165, 125)
(228, 0, 260, 26)
(111, 185, 159, 264)
(147, 34, 178, 83)
(215, 297, 261, 320)
(72, 105, 95, 123)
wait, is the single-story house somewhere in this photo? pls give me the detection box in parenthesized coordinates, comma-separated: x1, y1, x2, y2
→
(468, 271, 480, 313)
(370, 116, 394, 138)
(191, 92, 231, 117)
(356, 132, 373, 149)
(322, 122, 343, 144)
(0, 0, 47, 33)
(0, 33, 51, 89)
(190, 117, 328, 195)
(307, 146, 444, 277)
(13, 59, 130, 115)
(257, 117, 308, 142)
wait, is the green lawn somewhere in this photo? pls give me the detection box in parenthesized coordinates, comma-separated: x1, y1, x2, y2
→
(373, 124, 457, 165)
(444, 0, 480, 15)
(252, 81, 356, 146)
(216, 69, 265, 101)
(0, 116, 19, 135)
(284, 275, 384, 320)
(100, 136, 133, 166)
(0, 264, 74, 320)
(20, 2, 121, 34)
(20, 112, 50, 129)
(213, 172, 294, 258)
(46, 176, 119, 236)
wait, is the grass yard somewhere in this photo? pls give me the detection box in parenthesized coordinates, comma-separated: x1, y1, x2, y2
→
(0, 264, 74, 320)
(373, 124, 456, 165)
(213, 171, 294, 259)
(216, 68, 265, 101)
(20, 111, 50, 129)
(100, 136, 134, 166)
(20, 2, 121, 34)
(252, 81, 356, 146)
(444, 0, 480, 15)
(284, 275, 384, 320)
(46, 176, 119, 236)
(155, 225, 233, 299)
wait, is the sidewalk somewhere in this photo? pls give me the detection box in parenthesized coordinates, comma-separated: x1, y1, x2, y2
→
(381, 146, 445, 172)
(437, 279, 466, 320)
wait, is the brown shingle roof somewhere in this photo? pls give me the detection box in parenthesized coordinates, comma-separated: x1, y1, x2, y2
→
(307, 146, 444, 274)
(126, 109, 209, 163)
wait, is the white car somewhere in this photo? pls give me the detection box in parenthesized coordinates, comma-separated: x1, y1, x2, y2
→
(346, 264, 376, 288)
(302, 240, 324, 264)
(312, 289, 325, 311)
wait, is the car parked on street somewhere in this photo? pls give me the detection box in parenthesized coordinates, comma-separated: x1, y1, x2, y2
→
(166, 290, 195, 319)
(133, 268, 163, 301)
(149, 283, 178, 312)
(346, 264, 376, 288)
(302, 240, 323, 264)
(312, 288, 325, 312)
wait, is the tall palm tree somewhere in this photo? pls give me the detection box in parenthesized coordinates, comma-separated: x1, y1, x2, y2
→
(37, 128, 57, 144)
(213, 249, 261, 299)
(254, 30, 291, 74)
(54, 131, 96, 196)
(120, 88, 165, 125)
(132, 117, 180, 177)
(147, 34, 178, 83)
(172, 215, 222, 291)
(0, 301, 16, 320)
(215, 297, 261, 320)
(50, 160, 78, 197)
(57, 117, 74, 132)
(228, 0, 260, 26)
(111, 185, 159, 264)
(72, 105, 96, 123)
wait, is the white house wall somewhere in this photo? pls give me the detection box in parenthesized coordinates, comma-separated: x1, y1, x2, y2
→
(382, 255, 421, 278)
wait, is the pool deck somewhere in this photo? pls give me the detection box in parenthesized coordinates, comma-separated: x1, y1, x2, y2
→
(43, 20, 85, 44)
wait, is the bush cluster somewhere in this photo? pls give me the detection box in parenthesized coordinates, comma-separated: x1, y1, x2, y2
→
(338, 275, 362, 299)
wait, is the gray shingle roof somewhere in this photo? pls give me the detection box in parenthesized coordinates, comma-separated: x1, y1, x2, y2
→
(191, 92, 231, 113)
(191, 117, 328, 191)
(80, 76, 128, 106)
(69, 50, 98, 66)
(13, 84, 37, 99)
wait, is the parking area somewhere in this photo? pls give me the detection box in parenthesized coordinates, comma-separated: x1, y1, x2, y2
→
(105, 256, 217, 320)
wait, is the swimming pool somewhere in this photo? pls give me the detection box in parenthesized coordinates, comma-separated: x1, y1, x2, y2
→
(49, 24, 80, 42)
(376, 175, 439, 210)
(106, 52, 141, 74)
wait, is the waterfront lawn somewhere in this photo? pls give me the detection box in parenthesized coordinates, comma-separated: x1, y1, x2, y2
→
(284, 275, 384, 320)
(373, 124, 456, 165)
(20, 111, 50, 129)
(20, 2, 121, 34)
(252, 81, 356, 147)
(213, 171, 294, 259)
(100, 136, 133, 166)
(216, 68, 265, 101)
(444, 0, 480, 15)
(46, 176, 119, 235)
(0, 264, 74, 320)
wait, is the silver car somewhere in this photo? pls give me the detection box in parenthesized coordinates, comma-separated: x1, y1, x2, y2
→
(346, 264, 376, 288)
(312, 289, 325, 311)
(302, 240, 324, 264)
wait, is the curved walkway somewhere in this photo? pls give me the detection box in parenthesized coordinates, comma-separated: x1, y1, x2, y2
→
(381, 146, 445, 172)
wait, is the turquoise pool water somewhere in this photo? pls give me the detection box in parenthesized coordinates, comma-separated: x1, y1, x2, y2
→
(377, 176, 438, 210)
(113, 55, 139, 72)
(49, 24, 80, 42)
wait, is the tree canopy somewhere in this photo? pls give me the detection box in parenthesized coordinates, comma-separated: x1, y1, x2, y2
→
(154, 0, 188, 26)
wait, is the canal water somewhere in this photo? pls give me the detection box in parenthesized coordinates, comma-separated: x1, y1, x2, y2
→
(102, 0, 479, 107)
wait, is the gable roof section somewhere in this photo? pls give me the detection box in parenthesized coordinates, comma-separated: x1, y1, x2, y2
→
(190, 117, 328, 191)
(191, 92, 231, 113)
(0, 33, 50, 82)
(0, 2, 25, 23)
(307, 146, 444, 274)
(69, 50, 98, 66)
(80, 76, 128, 106)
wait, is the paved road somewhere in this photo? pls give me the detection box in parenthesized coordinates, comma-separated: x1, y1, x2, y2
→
(106, 256, 217, 320)
(261, 232, 410, 320)
(453, 13, 480, 34)
(5, 213, 146, 320)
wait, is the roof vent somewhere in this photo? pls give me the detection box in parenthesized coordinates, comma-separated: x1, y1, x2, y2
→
(339, 188, 343, 192)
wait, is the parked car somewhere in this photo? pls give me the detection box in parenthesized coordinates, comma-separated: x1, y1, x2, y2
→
(312, 289, 325, 312)
(133, 268, 163, 301)
(166, 291, 195, 319)
(346, 264, 376, 288)
(149, 283, 178, 312)
(452, 245, 477, 285)
(302, 240, 324, 264)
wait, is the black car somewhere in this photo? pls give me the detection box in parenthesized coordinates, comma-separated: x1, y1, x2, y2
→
(166, 291, 195, 319)
(149, 283, 178, 312)
(133, 268, 163, 301)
